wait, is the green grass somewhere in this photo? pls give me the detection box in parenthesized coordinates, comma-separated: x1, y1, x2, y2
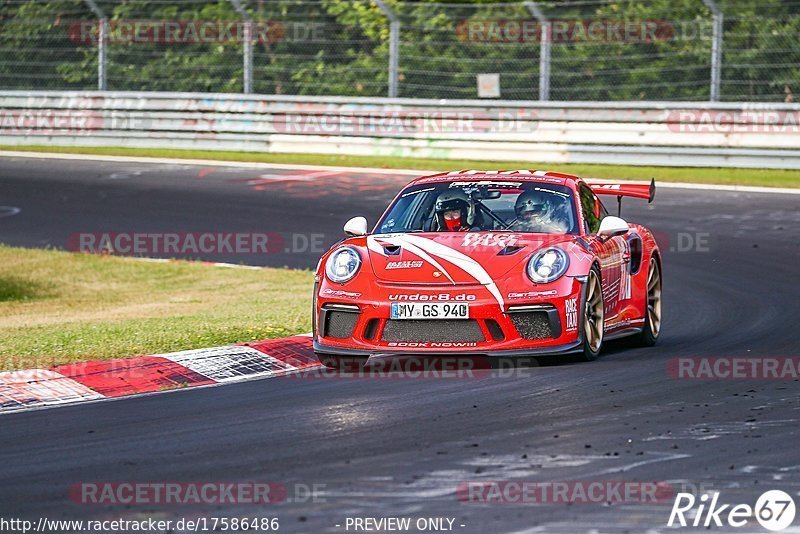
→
(2, 145, 800, 188)
(0, 245, 313, 371)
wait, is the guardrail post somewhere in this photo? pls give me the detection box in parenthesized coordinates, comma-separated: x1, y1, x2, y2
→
(524, 2, 550, 101)
(82, 0, 107, 90)
(374, 0, 400, 98)
(702, 0, 723, 101)
(229, 0, 254, 94)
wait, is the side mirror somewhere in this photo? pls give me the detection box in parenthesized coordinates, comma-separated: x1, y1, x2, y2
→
(597, 216, 629, 240)
(343, 216, 368, 237)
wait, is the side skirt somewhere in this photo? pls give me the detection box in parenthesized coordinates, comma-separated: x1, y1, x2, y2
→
(603, 325, 645, 341)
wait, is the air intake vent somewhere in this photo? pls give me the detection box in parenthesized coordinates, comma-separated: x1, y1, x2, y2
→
(324, 311, 359, 339)
(485, 319, 505, 341)
(382, 320, 485, 343)
(363, 318, 380, 340)
(498, 245, 525, 256)
(509, 311, 554, 340)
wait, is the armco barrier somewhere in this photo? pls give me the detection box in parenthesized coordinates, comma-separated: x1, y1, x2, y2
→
(1, 91, 800, 169)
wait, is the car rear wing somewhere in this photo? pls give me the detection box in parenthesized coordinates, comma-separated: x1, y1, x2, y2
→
(585, 178, 655, 216)
(586, 178, 656, 202)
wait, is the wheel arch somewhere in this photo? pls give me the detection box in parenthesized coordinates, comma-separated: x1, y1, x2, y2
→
(650, 248, 663, 278)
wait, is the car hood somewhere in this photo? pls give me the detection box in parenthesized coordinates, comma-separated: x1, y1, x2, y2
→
(366, 232, 575, 285)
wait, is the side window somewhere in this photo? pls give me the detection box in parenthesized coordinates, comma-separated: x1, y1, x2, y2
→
(579, 185, 603, 234)
(597, 198, 609, 220)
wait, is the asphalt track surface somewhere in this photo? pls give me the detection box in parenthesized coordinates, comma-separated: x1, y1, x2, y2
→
(1, 155, 799, 533)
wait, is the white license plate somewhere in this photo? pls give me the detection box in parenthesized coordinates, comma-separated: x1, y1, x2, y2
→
(390, 302, 470, 320)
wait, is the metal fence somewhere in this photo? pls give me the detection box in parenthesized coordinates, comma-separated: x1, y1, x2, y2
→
(1, 1, 798, 102)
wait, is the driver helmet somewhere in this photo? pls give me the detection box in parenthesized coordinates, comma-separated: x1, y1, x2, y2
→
(434, 189, 475, 231)
(515, 190, 551, 222)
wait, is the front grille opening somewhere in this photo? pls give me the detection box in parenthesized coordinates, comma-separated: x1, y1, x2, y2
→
(381, 320, 485, 343)
(324, 311, 359, 339)
(485, 319, 505, 341)
(509, 312, 553, 340)
(363, 318, 380, 340)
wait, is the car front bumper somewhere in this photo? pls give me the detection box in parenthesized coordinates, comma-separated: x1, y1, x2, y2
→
(314, 276, 587, 357)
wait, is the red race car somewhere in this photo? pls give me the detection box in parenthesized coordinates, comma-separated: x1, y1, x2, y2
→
(313, 170, 661, 367)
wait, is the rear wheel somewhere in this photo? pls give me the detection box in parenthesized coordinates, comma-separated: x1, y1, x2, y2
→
(631, 257, 662, 347)
(579, 268, 605, 361)
(316, 354, 369, 371)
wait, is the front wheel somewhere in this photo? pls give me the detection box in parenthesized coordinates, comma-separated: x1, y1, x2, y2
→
(316, 354, 369, 372)
(630, 257, 662, 347)
(579, 268, 605, 361)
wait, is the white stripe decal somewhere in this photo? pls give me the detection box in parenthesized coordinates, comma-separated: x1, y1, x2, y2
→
(397, 235, 505, 308)
(368, 235, 456, 284)
(366, 235, 387, 256)
(368, 234, 505, 307)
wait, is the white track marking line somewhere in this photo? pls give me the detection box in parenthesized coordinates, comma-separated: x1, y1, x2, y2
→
(0, 150, 427, 176)
(133, 257, 264, 270)
(2, 150, 798, 194)
(0, 206, 21, 218)
(656, 181, 800, 195)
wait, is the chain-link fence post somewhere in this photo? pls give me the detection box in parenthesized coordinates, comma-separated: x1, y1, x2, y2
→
(703, 0, 723, 101)
(229, 0, 253, 94)
(374, 0, 400, 98)
(524, 2, 550, 101)
(82, 0, 107, 90)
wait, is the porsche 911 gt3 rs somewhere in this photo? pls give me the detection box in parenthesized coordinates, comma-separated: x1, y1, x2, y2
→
(313, 170, 661, 367)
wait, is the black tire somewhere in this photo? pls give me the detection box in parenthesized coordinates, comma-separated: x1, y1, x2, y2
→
(630, 257, 662, 347)
(579, 267, 605, 362)
(316, 354, 369, 371)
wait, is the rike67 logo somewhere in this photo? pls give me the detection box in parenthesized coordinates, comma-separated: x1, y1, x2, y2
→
(668, 490, 796, 531)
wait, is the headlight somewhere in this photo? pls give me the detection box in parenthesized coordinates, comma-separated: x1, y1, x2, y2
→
(527, 247, 569, 284)
(325, 246, 361, 283)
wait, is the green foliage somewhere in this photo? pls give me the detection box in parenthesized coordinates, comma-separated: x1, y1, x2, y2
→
(0, 0, 797, 100)
(0, 0, 91, 89)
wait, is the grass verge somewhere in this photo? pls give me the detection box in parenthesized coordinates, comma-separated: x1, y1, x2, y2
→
(0, 245, 313, 371)
(2, 145, 800, 188)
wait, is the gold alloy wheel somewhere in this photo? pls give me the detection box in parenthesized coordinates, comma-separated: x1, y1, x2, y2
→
(584, 270, 604, 353)
(646, 258, 662, 338)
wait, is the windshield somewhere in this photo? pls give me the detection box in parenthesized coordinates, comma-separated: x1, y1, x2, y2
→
(376, 181, 579, 235)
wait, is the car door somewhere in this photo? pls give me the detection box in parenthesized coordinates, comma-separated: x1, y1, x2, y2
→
(578, 184, 629, 323)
